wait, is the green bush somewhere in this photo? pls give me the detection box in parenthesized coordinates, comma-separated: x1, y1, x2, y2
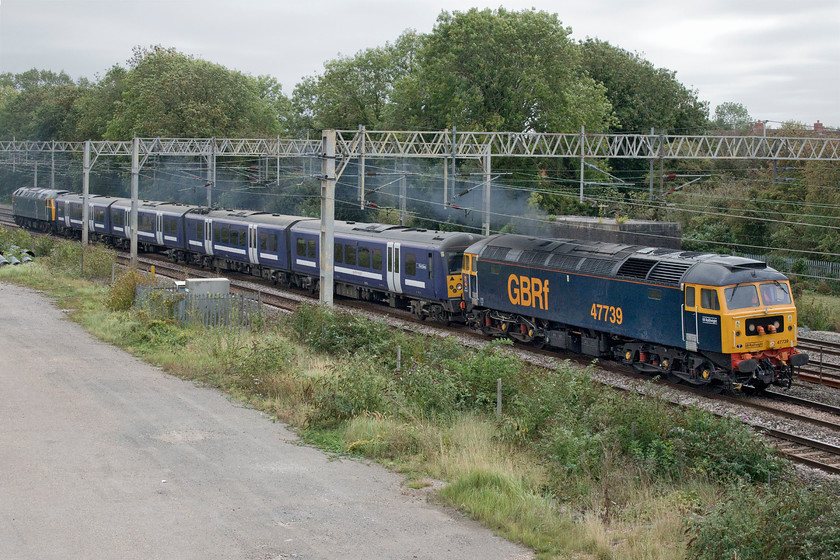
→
(687, 480, 840, 560)
(48, 240, 115, 280)
(287, 303, 396, 358)
(106, 268, 145, 311)
(306, 361, 393, 429)
(442, 339, 523, 412)
(503, 364, 783, 485)
(797, 295, 836, 331)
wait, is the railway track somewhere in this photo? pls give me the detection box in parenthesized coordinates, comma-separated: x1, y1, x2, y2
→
(759, 429, 840, 475)
(0, 204, 16, 228)
(796, 338, 840, 389)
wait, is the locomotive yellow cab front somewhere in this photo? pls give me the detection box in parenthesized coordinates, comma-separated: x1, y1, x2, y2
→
(716, 280, 809, 374)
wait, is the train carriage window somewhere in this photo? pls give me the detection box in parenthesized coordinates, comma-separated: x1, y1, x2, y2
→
(307, 239, 316, 258)
(428, 253, 433, 279)
(345, 245, 357, 266)
(359, 247, 370, 268)
(334, 243, 343, 264)
(296, 238, 306, 257)
(269, 233, 277, 252)
(196, 222, 203, 241)
(238, 229, 246, 247)
(372, 248, 382, 270)
(113, 211, 124, 227)
(213, 226, 220, 243)
(260, 232, 267, 251)
(221, 227, 230, 244)
(685, 286, 696, 307)
(70, 205, 83, 220)
(95, 208, 105, 223)
(164, 217, 177, 235)
(701, 288, 720, 311)
(405, 253, 417, 276)
(139, 214, 154, 231)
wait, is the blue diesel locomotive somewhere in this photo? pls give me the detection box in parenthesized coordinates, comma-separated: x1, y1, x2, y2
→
(462, 234, 809, 391)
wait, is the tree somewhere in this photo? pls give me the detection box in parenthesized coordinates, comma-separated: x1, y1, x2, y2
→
(579, 39, 708, 134)
(390, 8, 614, 133)
(713, 102, 752, 131)
(68, 65, 127, 140)
(291, 32, 420, 133)
(106, 46, 286, 138)
(0, 69, 83, 140)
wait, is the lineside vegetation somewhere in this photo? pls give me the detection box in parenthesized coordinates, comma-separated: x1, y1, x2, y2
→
(1, 228, 839, 560)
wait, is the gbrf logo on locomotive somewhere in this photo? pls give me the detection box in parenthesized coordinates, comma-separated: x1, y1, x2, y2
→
(507, 274, 549, 310)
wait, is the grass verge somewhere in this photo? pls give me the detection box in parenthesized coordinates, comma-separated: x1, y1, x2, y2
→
(2, 229, 839, 560)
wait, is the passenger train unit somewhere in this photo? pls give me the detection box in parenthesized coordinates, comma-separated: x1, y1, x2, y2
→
(12, 186, 808, 391)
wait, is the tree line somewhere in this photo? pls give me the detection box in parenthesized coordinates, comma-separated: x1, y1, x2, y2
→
(1, 8, 719, 142)
(1, 8, 836, 273)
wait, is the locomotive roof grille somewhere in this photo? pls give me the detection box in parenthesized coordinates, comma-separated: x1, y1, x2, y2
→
(647, 261, 692, 284)
(617, 257, 656, 280)
(519, 251, 549, 265)
(483, 246, 511, 261)
(548, 254, 583, 271)
(578, 258, 616, 276)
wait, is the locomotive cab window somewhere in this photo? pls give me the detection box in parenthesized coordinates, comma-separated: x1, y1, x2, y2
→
(700, 288, 720, 311)
(685, 286, 696, 307)
(724, 285, 759, 310)
(760, 282, 791, 305)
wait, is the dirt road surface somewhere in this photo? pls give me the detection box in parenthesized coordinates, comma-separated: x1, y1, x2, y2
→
(0, 282, 532, 560)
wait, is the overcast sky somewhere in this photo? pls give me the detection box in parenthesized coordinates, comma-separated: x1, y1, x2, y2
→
(1, 0, 838, 129)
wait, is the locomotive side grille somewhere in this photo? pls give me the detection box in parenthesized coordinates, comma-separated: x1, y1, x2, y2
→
(578, 258, 616, 276)
(617, 257, 656, 279)
(548, 254, 583, 271)
(647, 262, 692, 284)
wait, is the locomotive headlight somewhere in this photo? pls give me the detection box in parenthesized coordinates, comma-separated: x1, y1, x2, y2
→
(773, 321, 780, 330)
(735, 331, 741, 337)
(748, 324, 755, 333)
(456, 283, 462, 291)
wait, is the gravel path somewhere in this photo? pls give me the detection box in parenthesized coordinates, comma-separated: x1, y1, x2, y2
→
(0, 282, 532, 560)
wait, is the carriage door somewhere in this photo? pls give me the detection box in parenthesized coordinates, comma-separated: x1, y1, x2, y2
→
(248, 225, 259, 264)
(204, 219, 213, 255)
(155, 213, 164, 245)
(387, 242, 402, 294)
(682, 284, 699, 352)
(124, 208, 131, 237)
(88, 202, 95, 232)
